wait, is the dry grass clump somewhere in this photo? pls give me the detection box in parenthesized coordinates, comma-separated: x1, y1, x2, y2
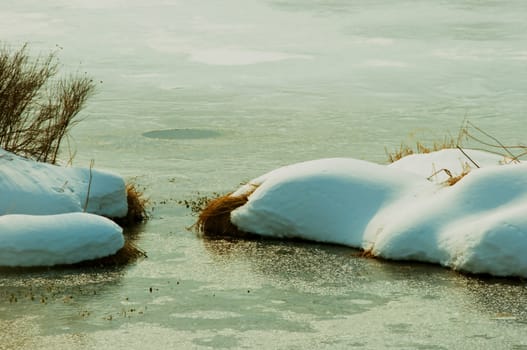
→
(385, 136, 459, 163)
(386, 121, 527, 165)
(111, 183, 150, 227)
(445, 170, 470, 186)
(441, 166, 471, 186)
(386, 121, 527, 187)
(0, 43, 95, 163)
(195, 192, 253, 239)
(359, 249, 376, 259)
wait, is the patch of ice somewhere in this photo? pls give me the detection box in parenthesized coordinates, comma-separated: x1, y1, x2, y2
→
(189, 48, 312, 66)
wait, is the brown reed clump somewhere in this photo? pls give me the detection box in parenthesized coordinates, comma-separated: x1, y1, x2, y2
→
(359, 249, 376, 259)
(111, 183, 150, 227)
(196, 192, 253, 238)
(0, 43, 95, 164)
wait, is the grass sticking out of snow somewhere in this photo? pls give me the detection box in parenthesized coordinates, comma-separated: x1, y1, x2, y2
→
(385, 136, 460, 163)
(196, 191, 255, 239)
(112, 183, 150, 227)
(386, 121, 527, 165)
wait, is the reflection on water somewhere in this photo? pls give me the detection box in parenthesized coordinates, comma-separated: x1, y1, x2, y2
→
(0, 267, 125, 317)
(202, 237, 527, 321)
(463, 278, 527, 322)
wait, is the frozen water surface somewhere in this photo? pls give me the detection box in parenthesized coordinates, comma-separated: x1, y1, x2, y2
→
(1, 0, 527, 348)
(142, 129, 221, 140)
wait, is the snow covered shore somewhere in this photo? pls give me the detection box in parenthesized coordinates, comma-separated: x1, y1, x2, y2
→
(209, 149, 527, 278)
(0, 148, 128, 267)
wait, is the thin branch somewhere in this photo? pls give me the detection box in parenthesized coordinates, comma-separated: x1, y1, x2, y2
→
(83, 159, 95, 212)
(456, 146, 480, 168)
(466, 121, 517, 159)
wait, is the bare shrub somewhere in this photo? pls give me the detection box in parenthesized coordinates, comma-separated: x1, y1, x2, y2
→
(0, 43, 95, 163)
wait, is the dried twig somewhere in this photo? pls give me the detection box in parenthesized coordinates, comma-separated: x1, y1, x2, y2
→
(456, 146, 480, 168)
(83, 159, 94, 212)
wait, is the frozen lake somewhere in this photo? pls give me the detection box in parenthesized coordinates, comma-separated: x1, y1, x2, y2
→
(1, 0, 527, 348)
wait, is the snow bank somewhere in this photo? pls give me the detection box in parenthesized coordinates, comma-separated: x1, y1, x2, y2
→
(232, 158, 432, 246)
(0, 148, 127, 218)
(0, 148, 129, 267)
(365, 162, 527, 277)
(0, 213, 124, 267)
(229, 149, 527, 278)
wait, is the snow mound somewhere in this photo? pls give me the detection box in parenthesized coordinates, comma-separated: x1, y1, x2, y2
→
(0, 148, 130, 267)
(0, 212, 124, 267)
(0, 148, 127, 218)
(232, 158, 432, 246)
(229, 149, 527, 278)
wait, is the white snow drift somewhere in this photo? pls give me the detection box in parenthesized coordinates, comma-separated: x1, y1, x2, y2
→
(0, 213, 124, 267)
(230, 149, 527, 278)
(0, 148, 127, 217)
(0, 148, 128, 267)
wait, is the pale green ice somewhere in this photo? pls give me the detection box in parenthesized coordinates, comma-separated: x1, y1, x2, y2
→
(1, 0, 526, 348)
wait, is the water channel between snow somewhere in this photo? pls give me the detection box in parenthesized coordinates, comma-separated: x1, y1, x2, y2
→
(1, 0, 527, 348)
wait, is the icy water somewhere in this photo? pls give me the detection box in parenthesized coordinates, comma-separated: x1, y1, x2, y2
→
(2, 0, 527, 348)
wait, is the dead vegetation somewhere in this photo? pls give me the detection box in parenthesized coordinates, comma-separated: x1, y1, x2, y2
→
(385, 136, 459, 163)
(386, 120, 525, 186)
(0, 43, 95, 163)
(178, 192, 225, 215)
(111, 183, 150, 227)
(386, 121, 525, 165)
(195, 191, 254, 239)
